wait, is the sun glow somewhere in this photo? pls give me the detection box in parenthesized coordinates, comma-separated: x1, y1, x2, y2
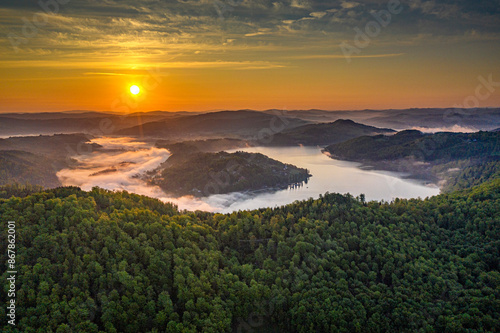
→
(130, 85, 140, 95)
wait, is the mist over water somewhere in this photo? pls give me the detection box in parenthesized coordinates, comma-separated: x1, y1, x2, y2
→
(410, 125, 480, 133)
(57, 137, 169, 195)
(56, 137, 219, 211)
(57, 138, 440, 213)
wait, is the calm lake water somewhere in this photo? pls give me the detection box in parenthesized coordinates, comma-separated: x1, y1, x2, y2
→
(210, 146, 440, 212)
(57, 138, 440, 213)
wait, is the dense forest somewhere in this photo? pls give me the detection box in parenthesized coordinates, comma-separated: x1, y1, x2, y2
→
(441, 161, 500, 192)
(152, 151, 310, 197)
(325, 130, 499, 162)
(0, 184, 45, 199)
(1, 179, 499, 332)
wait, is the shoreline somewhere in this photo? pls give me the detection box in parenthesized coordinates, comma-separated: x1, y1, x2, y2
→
(321, 149, 443, 191)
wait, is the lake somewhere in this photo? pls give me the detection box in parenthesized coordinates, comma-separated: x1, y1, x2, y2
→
(57, 138, 440, 213)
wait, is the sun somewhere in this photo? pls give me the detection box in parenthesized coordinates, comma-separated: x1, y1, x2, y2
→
(129, 85, 140, 95)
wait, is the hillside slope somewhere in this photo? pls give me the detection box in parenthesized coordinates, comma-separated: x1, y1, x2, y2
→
(0, 150, 62, 187)
(325, 130, 499, 162)
(0, 134, 100, 157)
(266, 119, 395, 146)
(325, 130, 500, 189)
(153, 151, 311, 196)
(0, 134, 102, 188)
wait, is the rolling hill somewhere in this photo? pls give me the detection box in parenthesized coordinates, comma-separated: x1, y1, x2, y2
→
(264, 119, 395, 146)
(0, 111, 186, 136)
(325, 130, 500, 190)
(265, 108, 500, 131)
(0, 150, 62, 187)
(325, 130, 499, 162)
(0, 133, 100, 157)
(2, 108, 499, 137)
(0, 134, 102, 188)
(116, 110, 309, 139)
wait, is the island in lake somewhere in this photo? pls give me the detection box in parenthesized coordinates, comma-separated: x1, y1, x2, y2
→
(150, 151, 311, 197)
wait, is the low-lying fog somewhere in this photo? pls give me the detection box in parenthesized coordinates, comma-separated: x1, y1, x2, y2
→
(57, 137, 440, 213)
(57, 137, 221, 211)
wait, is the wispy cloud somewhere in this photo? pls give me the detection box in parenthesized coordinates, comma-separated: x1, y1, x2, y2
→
(84, 72, 130, 76)
(290, 53, 406, 60)
(1, 0, 499, 64)
(0, 59, 287, 70)
(340, 1, 360, 9)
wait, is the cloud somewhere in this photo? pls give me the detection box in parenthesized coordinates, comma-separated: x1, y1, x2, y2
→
(290, 53, 406, 59)
(83, 72, 130, 76)
(0, 0, 499, 77)
(290, 0, 311, 9)
(340, 1, 359, 9)
(158, 61, 287, 70)
(245, 29, 273, 37)
(90, 137, 149, 148)
(409, 0, 460, 19)
(0, 59, 287, 70)
(309, 11, 327, 19)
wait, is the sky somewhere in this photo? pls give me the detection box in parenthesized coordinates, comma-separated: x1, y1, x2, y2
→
(0, 0, 499, 112)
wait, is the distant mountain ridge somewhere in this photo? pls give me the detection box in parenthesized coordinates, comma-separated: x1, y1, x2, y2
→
(116, 110, 309, 139)
(263, 119, 395, 146)
(0, 133, 99, 157)
(0, 112, 186, 136)
(271, 108, 500, 131)
(1, 108, 499, 136)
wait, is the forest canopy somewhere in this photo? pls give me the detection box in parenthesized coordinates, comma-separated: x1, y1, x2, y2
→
(1, 179, 499, 332)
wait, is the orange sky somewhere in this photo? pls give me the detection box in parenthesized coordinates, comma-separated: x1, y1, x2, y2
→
(0, 1, 499, 112)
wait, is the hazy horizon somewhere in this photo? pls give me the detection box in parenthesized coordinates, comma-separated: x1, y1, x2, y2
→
(1, 106, 500, 115)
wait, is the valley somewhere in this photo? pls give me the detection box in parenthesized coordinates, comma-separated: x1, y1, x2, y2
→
(0, 109, 498, 332)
